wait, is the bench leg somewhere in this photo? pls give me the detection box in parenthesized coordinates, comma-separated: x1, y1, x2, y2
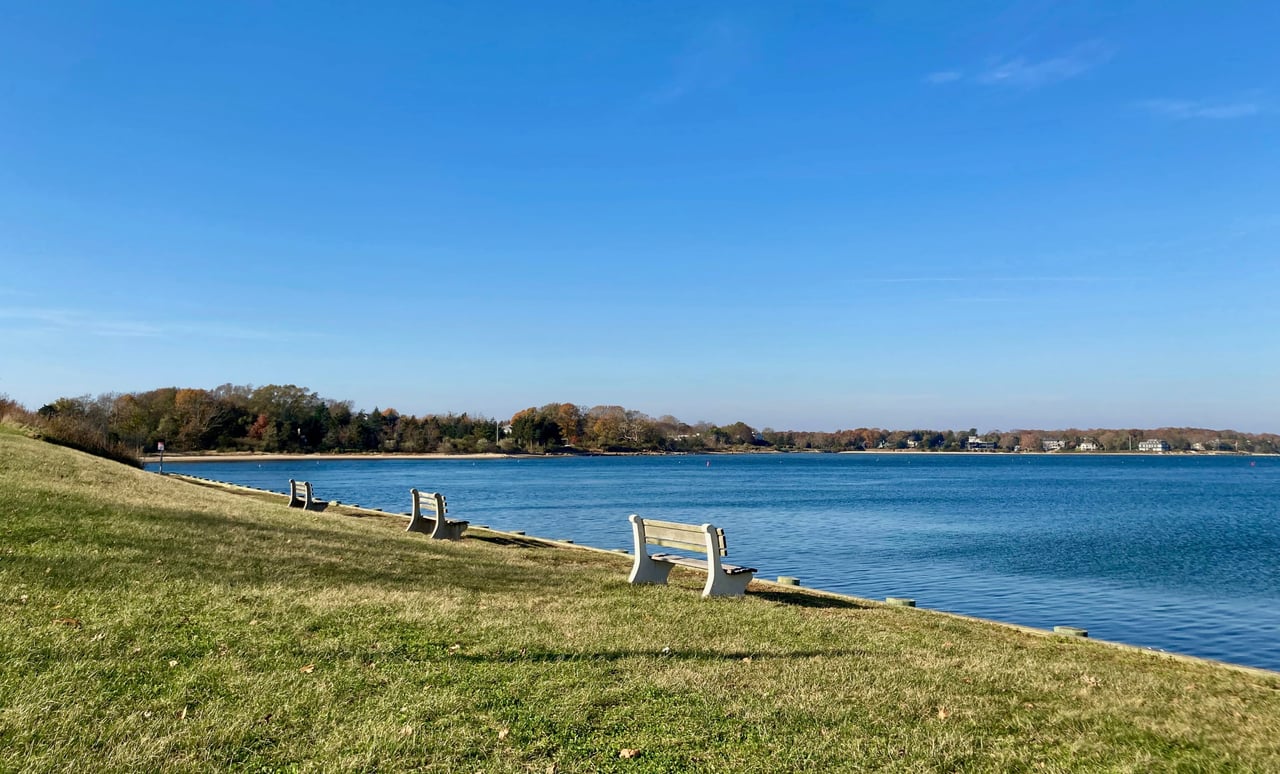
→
(704, 570, 755, 598)
(628, 556, 675, 586)
(407, 517, 466, 540)
(436, 521, 466, 541)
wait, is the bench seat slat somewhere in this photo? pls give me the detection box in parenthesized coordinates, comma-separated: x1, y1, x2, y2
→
(650, 553, 756, 575)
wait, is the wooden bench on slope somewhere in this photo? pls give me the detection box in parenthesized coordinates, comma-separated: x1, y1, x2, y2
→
(287, 479, 316, 510)
(407, 489, 468, 540)
(627, 514, 756, 597)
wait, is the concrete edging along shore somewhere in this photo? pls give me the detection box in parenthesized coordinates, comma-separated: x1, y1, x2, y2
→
(165, 472, 1280, 680)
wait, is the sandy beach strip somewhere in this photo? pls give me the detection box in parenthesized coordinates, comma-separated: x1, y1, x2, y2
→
(149, 452, 514, 463)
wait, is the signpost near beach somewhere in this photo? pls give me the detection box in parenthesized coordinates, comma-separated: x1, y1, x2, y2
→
(157, 441, 165, 474)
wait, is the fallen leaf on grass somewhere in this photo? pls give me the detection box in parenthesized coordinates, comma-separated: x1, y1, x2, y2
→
(498, 728, 510, 740)
(619, 748, 641, 759)
(741, 657, 752, 664)
(936, 707, 950, 720)
(168, 659, 179, 667)
(19, 594, 28, 604)
(399, 724, 414, 737)
(299, 664, 316, 674)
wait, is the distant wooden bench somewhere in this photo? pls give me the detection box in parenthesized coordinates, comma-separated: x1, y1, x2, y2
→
(627, 514, 756, 597)
(287, 479, 315, 510)
(407, 489, 468, 540)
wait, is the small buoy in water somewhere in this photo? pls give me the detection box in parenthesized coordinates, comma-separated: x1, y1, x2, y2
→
(706, 460, 711, 467)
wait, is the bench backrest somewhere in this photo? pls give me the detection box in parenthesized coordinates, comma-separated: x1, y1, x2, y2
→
(410, 488, 447, 518)
(288, 479, 313, 509)
(634, 517, 728, 557)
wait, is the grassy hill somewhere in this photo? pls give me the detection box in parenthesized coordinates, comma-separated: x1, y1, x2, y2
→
(2, 427, 1279, 772)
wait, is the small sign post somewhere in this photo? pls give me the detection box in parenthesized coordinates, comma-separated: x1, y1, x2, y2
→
(157, 441, 165, 474)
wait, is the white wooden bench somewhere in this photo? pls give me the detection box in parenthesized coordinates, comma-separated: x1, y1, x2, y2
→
(407, 489, 468, 540)
(287, 479, 315, 510)
(627, 514, 756, 597)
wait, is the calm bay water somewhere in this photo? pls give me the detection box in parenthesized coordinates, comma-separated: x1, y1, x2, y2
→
(152, 453, 1280, 671)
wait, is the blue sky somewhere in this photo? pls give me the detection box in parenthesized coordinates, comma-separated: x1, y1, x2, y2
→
(1, 1, 1277, 432)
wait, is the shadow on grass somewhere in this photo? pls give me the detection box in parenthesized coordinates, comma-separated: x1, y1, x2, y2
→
(466, 534, 559, 549)
(466, 647, 873, 663)
(750, 590, 871, 610)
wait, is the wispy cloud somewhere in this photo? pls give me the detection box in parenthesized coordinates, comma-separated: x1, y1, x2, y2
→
(924, 70, 963, 85)
(927, 41, 1112, 90)
(0, 307, 301, 341)
(642, 19, 755, 107)
(1138, 98, 1265, 120)
(867, 275, 1119, 284)
(977, 41, 1112, 88)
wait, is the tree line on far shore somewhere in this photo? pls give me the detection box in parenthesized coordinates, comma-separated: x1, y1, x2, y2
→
(2, 385, 1277, 461)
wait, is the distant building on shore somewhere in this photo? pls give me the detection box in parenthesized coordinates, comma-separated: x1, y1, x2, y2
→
(967, 435, 996, 450)
(1138, 439, 1171, 452)
(1042, 439, 1066, 451)
(1078, 440, 1101, 452)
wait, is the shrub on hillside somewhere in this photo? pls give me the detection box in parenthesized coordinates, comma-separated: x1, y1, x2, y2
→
(1, 397, 142, 468)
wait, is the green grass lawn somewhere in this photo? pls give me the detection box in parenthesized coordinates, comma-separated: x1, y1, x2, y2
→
(3, 427, 1279, 772)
